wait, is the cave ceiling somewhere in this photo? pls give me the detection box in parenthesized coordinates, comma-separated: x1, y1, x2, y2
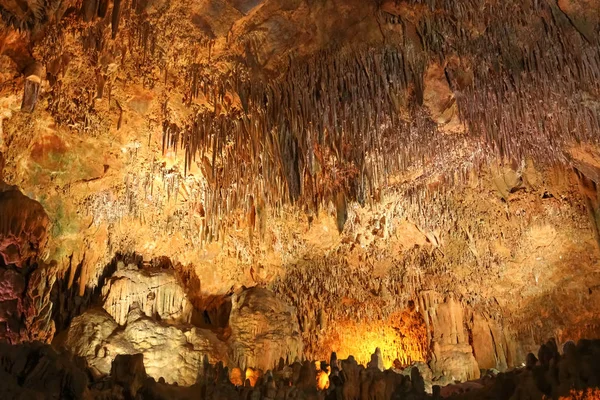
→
(0, 0, 600, 370)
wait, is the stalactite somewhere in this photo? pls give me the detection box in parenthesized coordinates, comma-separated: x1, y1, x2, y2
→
(21, 62, 43, 113)
(97, 0, 108, 18)
(138, 0, 600, 244)
(111, 0, 122, 39)
(82, 0, 98, 22)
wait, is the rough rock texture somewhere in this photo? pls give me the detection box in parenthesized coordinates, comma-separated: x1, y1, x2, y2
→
(470, 312, 510, 372)
(62, 272, 302, 385)
(228, 286, 303, 371)
(5, 338, 600, 399)
(421, 294, 480, 383)
(0, 182, 48, 267)
(0, 342, 90, 400)
(110, 353, 147, 398)
(101, 266, 193, 325)
(0, 0, 600, 390)
(0, 181, 55, 343)
(63, 305, 228, 385)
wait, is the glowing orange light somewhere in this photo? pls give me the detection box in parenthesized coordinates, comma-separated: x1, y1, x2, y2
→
(556, 389, 600, 400)
(229, 367, 244, 387)
(244, 367, 261, 387)
(311, 310, 428, 369)
(317, 370, 330, 390)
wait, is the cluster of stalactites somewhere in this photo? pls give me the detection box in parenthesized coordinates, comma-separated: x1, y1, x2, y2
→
(399, 0, 600, 159)
(163, 46, 439, 243)
(160, 0, 599, 244)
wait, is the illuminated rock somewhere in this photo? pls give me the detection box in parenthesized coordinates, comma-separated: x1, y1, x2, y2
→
(367, 347, 385, 371)
(228, 287, 303, 371)
(101, 267, 193, 326)
(2, 0, 600, 393)
(422, 295, 480, 383)
(63, 284, 303, 386)
(62, 306, 228, 385)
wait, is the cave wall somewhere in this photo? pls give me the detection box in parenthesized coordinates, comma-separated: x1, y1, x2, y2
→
(0, 0, 599, 385)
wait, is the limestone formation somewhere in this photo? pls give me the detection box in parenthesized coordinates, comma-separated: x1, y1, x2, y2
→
(101, 266, 193, 325)
(62, 305, 228, 386)
(0, 182, 54, 344)
(62, 273, 303, 386)
(6, 335, 600, 400)
(228, 287, 304, 371)
(0, 0, 600, 397)
(110, 354, 148, 398)
(421, 294, 481, 383)
(0, 182, 48, 267)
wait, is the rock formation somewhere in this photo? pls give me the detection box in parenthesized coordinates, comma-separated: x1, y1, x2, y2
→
(62, 305, 228, 386)
(228, 286, 304, 371)
(4, 338, 600, 399)
(61, 267, 302, 385)
(0, 181, 55, 344)
(101, 265, 193, 325)
(422, 294, 481, 384)
(0, 0, 599, 396)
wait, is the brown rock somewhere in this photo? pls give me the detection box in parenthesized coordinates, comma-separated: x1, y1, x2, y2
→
(228, 287, 303, 371)
(557, 0, 600, 42)
(423, 63, 464, 134)
(471, 312, 508, 371)
(422, 295, 480, 382)
(62, 305, 228, 385)
(0, 185, 49, 267)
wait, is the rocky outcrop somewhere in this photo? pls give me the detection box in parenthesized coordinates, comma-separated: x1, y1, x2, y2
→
(62, 269, 302, 386)
(557, 0, 600, 43)
(62, 305, 228, 386)
(0, 342, 90, 399)
(228, 286, 303, 371)
(19, 261, 57, 343)
(420, 293, 480, 384)
(0, 182, 48, 267)
(101, 266, 193, 325)
(0, 182, 55, 343)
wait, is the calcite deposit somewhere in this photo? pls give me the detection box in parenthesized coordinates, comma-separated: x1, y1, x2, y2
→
(62, 306, 228, 385)
(228, 287, 304, 371)
(101, 265, 193, 325)
(59, 265, 302, 386)
(0, 0, 599, 398)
